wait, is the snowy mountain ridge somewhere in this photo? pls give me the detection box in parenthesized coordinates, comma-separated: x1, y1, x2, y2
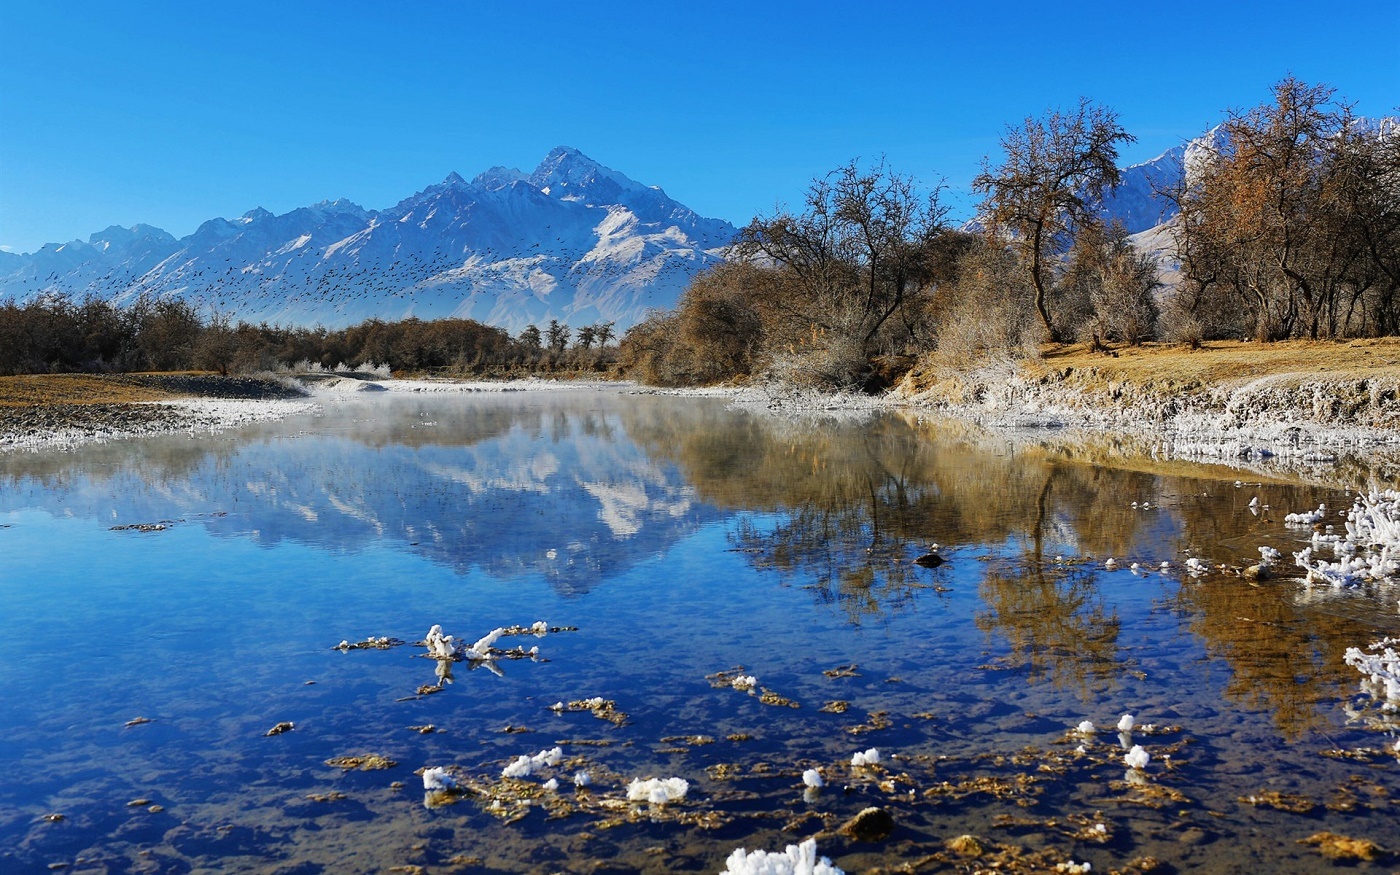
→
(0, 147, 736, 333)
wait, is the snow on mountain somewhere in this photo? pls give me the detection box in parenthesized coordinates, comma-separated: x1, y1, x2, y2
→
(0, 148, 736, 333)
(1112, 118, 1392, 282)
(1096, 126, 1230, 234)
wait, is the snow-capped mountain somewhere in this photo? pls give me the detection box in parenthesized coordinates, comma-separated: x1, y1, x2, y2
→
(1104, 117, 1396, 236)
(1098, 125, 1230, 234)
(0, 147, 737, 332)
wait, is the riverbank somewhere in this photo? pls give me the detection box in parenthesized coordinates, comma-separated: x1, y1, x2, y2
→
(0, 373, 317, 453)
(0, 373, 616, 452)
(889, 338, 1400, 486)
(9, 342, 1400, 480)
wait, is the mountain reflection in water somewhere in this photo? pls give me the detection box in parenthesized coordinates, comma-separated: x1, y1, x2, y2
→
(3, 388, 1399, 874)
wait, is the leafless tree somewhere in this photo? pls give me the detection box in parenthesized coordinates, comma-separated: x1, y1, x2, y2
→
(973, 98, 1135, 341)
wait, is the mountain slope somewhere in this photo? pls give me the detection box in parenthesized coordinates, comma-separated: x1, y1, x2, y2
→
(0, 148, 736, 333)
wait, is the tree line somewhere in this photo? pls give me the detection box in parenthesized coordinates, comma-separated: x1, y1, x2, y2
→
(0, 294, 617, 377)
(618, 77, 1400, 388)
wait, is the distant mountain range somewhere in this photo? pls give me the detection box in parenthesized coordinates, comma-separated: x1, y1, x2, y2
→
(6, 121, 1392, 331)
(0, 147, 736, 332)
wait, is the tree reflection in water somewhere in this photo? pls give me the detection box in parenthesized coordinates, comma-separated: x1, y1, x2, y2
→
(630, 403, 1389, 728)
(976, 561, 1121, 693)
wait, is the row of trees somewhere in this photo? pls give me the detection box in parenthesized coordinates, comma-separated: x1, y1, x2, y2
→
(0, 295, 618, 377)
(617, 99, 1152, 387)
(1171, 78, 1400, 341)
(618, 78, 1400, 388)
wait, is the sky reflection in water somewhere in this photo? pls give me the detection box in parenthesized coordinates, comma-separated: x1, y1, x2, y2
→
(1, 389, 1398, 874)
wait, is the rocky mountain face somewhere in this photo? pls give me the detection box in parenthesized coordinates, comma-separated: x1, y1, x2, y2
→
(0, 147, 736, 333)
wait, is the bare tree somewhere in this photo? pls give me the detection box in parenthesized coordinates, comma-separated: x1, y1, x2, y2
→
(973, 98, 1135, 341)
(576, 324, 597, 350)
(733, 156, 952, 358)
(1170, 78, 1400, 340)
(1061, 221, 1159, 345)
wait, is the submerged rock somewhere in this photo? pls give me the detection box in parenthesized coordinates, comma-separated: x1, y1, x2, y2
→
(839, 806, 894, 842)
(1242, 563, 1274, 582)
(1299, 831, 1385, 862)
(946, 834, 984, 857)
(325, 754, 397, 771)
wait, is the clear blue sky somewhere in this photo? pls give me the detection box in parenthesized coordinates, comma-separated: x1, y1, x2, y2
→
(2, 0, 1396, 254)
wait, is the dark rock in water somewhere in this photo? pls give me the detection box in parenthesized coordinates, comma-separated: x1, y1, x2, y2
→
(1242, 563, 1273, 582)
(840, 806, 894, 841)
(914, 552, 945, 568)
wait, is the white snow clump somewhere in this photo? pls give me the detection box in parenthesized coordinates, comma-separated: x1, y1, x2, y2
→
(465, 627, 505, 661)
(1295, 491, 1400, 586)
(802, 768, 824, 788)
(721, 837, 844, 875)
(732, 675, 758, 691)
(1116, 713, 1135, 733)
(1343, 637, 1400, 704)
(422, 766, 456, 791)
(1285, 504, 1327, 527)
(850, 748, 881, 767)
(626, 776, 689, 804)
(501, 746, 563, 779)
(1124, 745, 1150, 770)
(424, 624, 458, 659)
(1077, 720, 1096, 735)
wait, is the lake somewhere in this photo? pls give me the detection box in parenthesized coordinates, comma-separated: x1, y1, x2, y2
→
(2, 387, 1397, 874)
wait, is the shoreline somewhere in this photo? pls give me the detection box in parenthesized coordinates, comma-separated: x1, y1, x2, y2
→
(0, 374, 623, 454)
(6, 350, 1400, 489)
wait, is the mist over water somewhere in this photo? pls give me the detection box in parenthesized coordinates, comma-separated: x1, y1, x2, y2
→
(2, 389, 1396, 873)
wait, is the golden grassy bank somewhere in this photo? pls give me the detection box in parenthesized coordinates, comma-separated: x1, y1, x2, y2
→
(899, 339, 1400, 433)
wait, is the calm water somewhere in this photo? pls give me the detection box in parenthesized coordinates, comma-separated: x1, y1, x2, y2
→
(2, 388, 1398, 874)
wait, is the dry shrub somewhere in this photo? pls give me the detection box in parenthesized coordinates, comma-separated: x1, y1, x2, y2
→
(936, 242, 1044, 360)
(762, 333, 870, 391)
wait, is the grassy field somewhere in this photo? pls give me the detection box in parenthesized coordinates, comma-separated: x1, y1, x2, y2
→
(0, 373, 309, 407)
(0, 374, 188, 407)
(1032, 337, 1400, 386)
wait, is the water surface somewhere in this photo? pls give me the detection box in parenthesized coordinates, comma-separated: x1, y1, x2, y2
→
(2, 388, 1398, 874)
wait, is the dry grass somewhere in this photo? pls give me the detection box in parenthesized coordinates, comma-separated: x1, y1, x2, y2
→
(0, 373, 197, 407)
(1034, 338, 1400, 386)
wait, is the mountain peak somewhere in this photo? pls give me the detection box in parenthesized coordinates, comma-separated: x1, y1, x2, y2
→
(472, 165, 527, 191)
(87, 223, 175, 247)
(529, 146, 647, 199)
(442, 171, 467, 186)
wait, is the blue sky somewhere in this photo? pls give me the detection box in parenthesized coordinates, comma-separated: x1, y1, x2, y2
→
(2, 0, 1396, 254)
